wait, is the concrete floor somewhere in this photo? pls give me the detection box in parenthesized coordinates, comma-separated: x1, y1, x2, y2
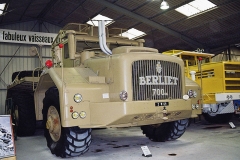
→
(15, 116, 240, 160)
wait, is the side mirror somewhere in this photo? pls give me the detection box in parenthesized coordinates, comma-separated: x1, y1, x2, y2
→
(29, 46, 39, 56)
(28, 46, 43, 67)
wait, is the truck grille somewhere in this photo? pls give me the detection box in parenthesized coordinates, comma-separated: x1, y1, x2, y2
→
(225, 64, 240, 90)
(132, 60, 182, 101)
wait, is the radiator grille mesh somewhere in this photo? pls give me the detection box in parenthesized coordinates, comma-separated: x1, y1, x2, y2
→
(132, 60, 182, 101)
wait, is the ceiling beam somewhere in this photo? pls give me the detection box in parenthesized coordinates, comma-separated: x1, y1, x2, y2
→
(184, 12, 240, 37)
(93, 0, 205, 49)
(128, 0, 193, 30)
(58, 0, 87, 24)
(19, 0, 33, 21)
(37, 0, 60, 19)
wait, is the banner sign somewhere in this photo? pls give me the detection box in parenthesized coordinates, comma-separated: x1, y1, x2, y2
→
(0, 29, 57, 45)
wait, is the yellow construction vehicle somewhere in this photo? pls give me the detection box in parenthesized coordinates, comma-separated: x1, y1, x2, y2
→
(163, 50, 240, 123)
(5, 22, 201, 158)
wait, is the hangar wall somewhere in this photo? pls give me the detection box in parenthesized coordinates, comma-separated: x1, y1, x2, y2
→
(212, 47, 240, 62)
(0, 20, 61, 114)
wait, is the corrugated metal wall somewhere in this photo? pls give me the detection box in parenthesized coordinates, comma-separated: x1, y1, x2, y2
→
(212, 47, 240, 62)
(0, 21, 61, 114)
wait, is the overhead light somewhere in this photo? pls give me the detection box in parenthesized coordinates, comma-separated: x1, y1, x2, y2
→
(0, 3, 6, 15)
(235, 43, 240, 47)
(121, 28, 146, 40)
(175, 0, 217, 17)
(160, 0, 169, 10)
(86, 14, 114, 26)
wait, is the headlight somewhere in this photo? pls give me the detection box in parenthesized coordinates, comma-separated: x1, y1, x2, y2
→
(73, 93, 82, 103)
(187, 90, 197, 98)
(79, 111, 87, 119)
(195, 104, 199, 109)
(119, 90, 128, 101)
(192, 104, 195, 109)
(72, 111, 79, 119)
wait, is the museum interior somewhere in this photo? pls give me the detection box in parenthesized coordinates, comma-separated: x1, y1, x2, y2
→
(0, 0, 240, 159)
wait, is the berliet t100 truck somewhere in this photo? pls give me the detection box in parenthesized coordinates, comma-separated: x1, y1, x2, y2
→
(6, 21, 201, 158)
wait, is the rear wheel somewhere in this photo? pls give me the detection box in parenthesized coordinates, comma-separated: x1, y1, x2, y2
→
(6, 103, 18, 139)
(12, 105, 19, 139)
(43, 87, 92, 158)
(202, 113, 233, 123)
(12, 92, 36, 136)
(141, 119, 189, 142)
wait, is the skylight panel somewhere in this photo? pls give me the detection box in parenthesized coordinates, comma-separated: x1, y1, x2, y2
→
(86, 14, 114, 26)
(175, 0, 216, 17)
(121, 28, 146, 40)
(0, 3, 6, 15)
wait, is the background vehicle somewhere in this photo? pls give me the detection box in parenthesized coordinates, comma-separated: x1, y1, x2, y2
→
(6, 21, 201, 158)
(163, 50, 240, 123)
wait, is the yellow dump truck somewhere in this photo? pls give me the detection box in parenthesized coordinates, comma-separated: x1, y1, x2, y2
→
(6, 22, 201, 158)
(163, 50, 240, 123)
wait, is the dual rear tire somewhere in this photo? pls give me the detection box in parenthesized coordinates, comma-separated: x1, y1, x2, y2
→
(12, 92, 36, 137)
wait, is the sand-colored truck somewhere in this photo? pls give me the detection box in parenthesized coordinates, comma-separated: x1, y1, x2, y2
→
(163, 50, 240, 123)
(5, 21, 201, 158)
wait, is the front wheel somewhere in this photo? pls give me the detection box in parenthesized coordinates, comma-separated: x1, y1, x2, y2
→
(141, 119, 189, 142)
(42, 87, 91, 158)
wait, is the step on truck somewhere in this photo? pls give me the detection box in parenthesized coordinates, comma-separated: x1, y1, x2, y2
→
(163, 50, 240, 123)
(6, 21, 201, 158)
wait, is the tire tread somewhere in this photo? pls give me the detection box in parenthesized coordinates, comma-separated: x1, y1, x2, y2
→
(141, 119, 189, 142)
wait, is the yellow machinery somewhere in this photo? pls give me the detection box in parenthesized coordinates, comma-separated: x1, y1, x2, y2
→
(163, 50, 240, 123)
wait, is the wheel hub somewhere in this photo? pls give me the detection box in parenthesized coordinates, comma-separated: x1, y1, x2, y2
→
(46, 106, 61, 142)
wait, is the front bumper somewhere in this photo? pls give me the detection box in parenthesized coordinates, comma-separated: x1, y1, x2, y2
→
(63, 99, 193, 128)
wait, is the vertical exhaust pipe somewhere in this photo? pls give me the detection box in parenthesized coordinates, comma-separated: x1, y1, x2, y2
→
(98, 20, 112, 55)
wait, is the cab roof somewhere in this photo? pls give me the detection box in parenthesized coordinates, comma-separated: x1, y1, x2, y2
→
(163, 50, 214, 58)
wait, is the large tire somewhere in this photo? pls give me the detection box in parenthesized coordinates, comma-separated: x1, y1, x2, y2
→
(42, 87, 92, 158)
(6, 102, 18, 140)
(202, 113, 233, 123)
(141, 119, 189, 142)
(12, 92, 36, 136)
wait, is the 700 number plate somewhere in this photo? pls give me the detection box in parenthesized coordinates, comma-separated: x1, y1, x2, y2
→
(155, 102, 169, 107)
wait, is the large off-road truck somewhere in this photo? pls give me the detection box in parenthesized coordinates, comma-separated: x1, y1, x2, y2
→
(163, 50, 240, 123)
(6, 21, 201, 158)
